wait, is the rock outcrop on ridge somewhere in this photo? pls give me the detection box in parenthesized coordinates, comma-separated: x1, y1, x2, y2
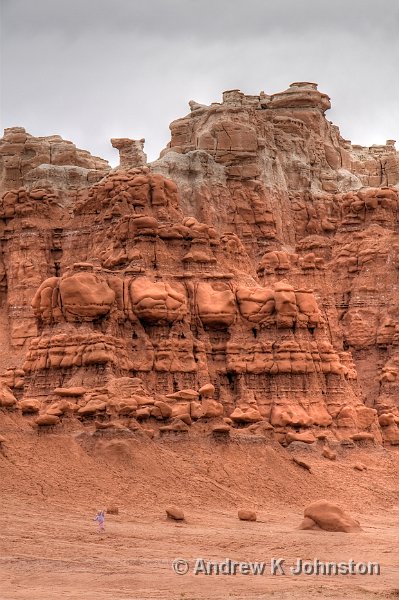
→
(1, 82, 398, 446)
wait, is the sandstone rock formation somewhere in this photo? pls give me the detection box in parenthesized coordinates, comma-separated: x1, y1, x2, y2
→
(299, 500, 362, 533)
(0, 127, 109, 192)
(1, 83, 398, 446)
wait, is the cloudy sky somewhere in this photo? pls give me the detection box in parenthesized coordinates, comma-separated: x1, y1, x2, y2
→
(1, 0, 398, 165)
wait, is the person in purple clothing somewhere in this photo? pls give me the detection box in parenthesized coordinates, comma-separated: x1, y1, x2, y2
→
(94, 509, 105, 533)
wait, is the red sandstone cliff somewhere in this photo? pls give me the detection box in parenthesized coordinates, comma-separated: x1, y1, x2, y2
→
(1, 83, 398, 446)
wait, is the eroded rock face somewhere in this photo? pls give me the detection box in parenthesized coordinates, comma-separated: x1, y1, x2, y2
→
(1, 82, 399, 444)
(129, 278, 187, 323)
(236, 287, 275, 324)
(111, 138, 147, 169)
(32, 270, 116, 322)
(196, 283, 236, 328)
(0, 127, 109, 191)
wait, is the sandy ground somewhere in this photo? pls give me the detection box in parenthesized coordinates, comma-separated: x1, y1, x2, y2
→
(1, 413, 399, 599)
(1, 502, 398, 599)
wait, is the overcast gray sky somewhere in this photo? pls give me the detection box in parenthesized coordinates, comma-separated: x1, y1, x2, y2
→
(1, 0, 398, 165)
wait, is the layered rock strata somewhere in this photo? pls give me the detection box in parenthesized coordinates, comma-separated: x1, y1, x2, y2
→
(1, 82, 398, 445)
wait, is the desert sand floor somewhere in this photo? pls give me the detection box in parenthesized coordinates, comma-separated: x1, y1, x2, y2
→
(0, 502, 399, 599)
(1, 414, 399, 599)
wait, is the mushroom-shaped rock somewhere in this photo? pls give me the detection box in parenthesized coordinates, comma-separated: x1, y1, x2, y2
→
(111, 138, 147, 169)
(299, 500, 362, 533)
(269, 82, 331, 112)
(129, 277, 187, 323)
(166, 507, 185, 521)
(196, 283, 236, 328)
(238, 510, 257, 522)
(59, 272, 116, 320)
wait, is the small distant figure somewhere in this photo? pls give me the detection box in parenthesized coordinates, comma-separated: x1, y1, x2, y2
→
(94, 509, 105, 533)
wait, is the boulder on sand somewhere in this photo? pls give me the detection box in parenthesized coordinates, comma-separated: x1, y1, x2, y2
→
(107, 506, 119, 515)
(299, 500, 362, 532)
(354, 462, 367, 471)
(166, 507, 185, 521)
(238, 509, 257, 522)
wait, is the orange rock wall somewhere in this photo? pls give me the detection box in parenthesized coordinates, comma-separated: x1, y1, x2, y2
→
(1, 83, 399, 445)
